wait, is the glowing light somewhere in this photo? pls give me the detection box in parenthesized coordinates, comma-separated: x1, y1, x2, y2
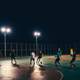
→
(34, 31, 41, 37)
(6, 28, 11, 33)
(31, 57, 44, 80)
(0, 27, 11, 33)
(1, 27, 6, 33)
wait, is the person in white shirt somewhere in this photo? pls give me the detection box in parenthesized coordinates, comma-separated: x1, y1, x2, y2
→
(30, 52, 36, 66)
(70, 48, 76, 68)
(70, 48, 74, 56)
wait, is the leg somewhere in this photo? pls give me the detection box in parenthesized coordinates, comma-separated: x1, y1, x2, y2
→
(40, 58, 42, 64)
(37, 57, 39, 62)
(55, 59, 58, 66)
(58, 59, 61, 65)
(70, 59, 74, 68)
(37, 57, 40, 65)
(11, 58, 13, 64)
(39, 58, 42, 65)
(14, 58, 17, 64)
(33, 58, 35, 66)
(71, 59, 76, 68)
(30, 58, 32, 65)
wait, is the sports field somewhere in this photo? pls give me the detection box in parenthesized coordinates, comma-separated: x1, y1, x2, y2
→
(44, 55, 80, 80)
(0, 55, 80, 80)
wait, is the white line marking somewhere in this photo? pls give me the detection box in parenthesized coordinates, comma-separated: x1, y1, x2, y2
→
(57, 70, 64, 80)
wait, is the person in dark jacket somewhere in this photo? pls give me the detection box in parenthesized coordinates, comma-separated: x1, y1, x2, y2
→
(37, 51, 43, 65)
(55, 48, 62, 66)
(10, 49, 17, 64)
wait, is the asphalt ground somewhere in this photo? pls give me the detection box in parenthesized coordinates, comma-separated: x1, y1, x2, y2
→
(0, 55, 80, 80)
(0, 56, 62, 80)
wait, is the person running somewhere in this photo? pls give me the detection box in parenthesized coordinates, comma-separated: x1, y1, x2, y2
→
(55, 48, 62, 66)
(37, 51, 43, 65)
(70, 49, 76, 68)
(30, 52, 36, 66)
(10, 49, 17, 64)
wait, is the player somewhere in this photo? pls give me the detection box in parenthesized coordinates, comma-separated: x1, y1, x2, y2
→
(37, 51, 43, 65)
(70, 49, 76, 68)
(55, 48, 62, 66)
(30, 52, 36, 66)
(70, 48, 74, 55)
(10, 49, 17, 64)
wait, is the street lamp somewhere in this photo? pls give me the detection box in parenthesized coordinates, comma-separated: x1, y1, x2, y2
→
(0, 27, 11, 57)
(33, 31, 41, 55)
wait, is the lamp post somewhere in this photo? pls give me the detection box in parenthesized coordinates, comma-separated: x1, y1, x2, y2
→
(33, 31, 41, 55)
(0, 27, 11, 57)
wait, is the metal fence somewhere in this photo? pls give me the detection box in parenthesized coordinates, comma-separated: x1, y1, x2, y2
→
(0, 43, 79, 57)
(0, 43, 55, 57)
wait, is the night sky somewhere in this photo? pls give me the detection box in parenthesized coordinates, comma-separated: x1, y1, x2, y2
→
(0, 1, 80, 45)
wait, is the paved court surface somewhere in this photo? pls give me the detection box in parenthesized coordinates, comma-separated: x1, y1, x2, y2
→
(1, 55, 80, 80)
(0, 59, 62, 80)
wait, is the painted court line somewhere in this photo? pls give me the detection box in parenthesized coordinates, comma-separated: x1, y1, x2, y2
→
(57, 70, 64, 80)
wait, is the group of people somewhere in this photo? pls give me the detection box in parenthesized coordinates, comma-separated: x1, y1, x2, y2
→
(55, 48, 76, 68)
(30, 51, 43, 66)
(0, 48, 77, 68)
(10, 49, 43, 66)
(30, 48, 77, 68)
(29, 48, 77, 68)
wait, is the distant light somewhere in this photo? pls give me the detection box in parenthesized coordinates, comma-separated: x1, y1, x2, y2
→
(6, 28, 11, 33)
(1, 27, 6, 33)
(34, 31, 41, 37)
(0, 27, 11, 33)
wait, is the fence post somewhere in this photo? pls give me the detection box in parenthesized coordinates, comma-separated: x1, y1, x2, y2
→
(25, 43, 27, 56)
(16, 43, 18, 57)
(20, 43, 23, 57)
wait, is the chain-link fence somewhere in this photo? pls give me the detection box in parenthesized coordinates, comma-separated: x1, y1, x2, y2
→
(0, 43, 55, 57)
(0, 43, 79, 57)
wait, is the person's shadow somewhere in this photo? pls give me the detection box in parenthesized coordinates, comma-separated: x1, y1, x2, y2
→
(12, 63, 20, 68)
(39, 64, 46, 71)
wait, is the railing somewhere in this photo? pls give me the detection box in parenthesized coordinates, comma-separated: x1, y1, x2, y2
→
(0, 43, 79, 57)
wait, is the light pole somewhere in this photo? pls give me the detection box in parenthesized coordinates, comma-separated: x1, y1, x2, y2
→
(0, 27, 11, 57)
(33, 31, 41, 55)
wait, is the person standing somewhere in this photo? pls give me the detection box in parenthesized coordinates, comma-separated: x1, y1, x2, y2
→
(70, 49, 76, 68)
(10, 49, 17, 64)
(37, 51, 43, 65)
(30, 52, 36, 66)
(55, 48, 62, 66)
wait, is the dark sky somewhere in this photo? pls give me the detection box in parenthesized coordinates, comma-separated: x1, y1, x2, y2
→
(0, 0, 80, 44)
